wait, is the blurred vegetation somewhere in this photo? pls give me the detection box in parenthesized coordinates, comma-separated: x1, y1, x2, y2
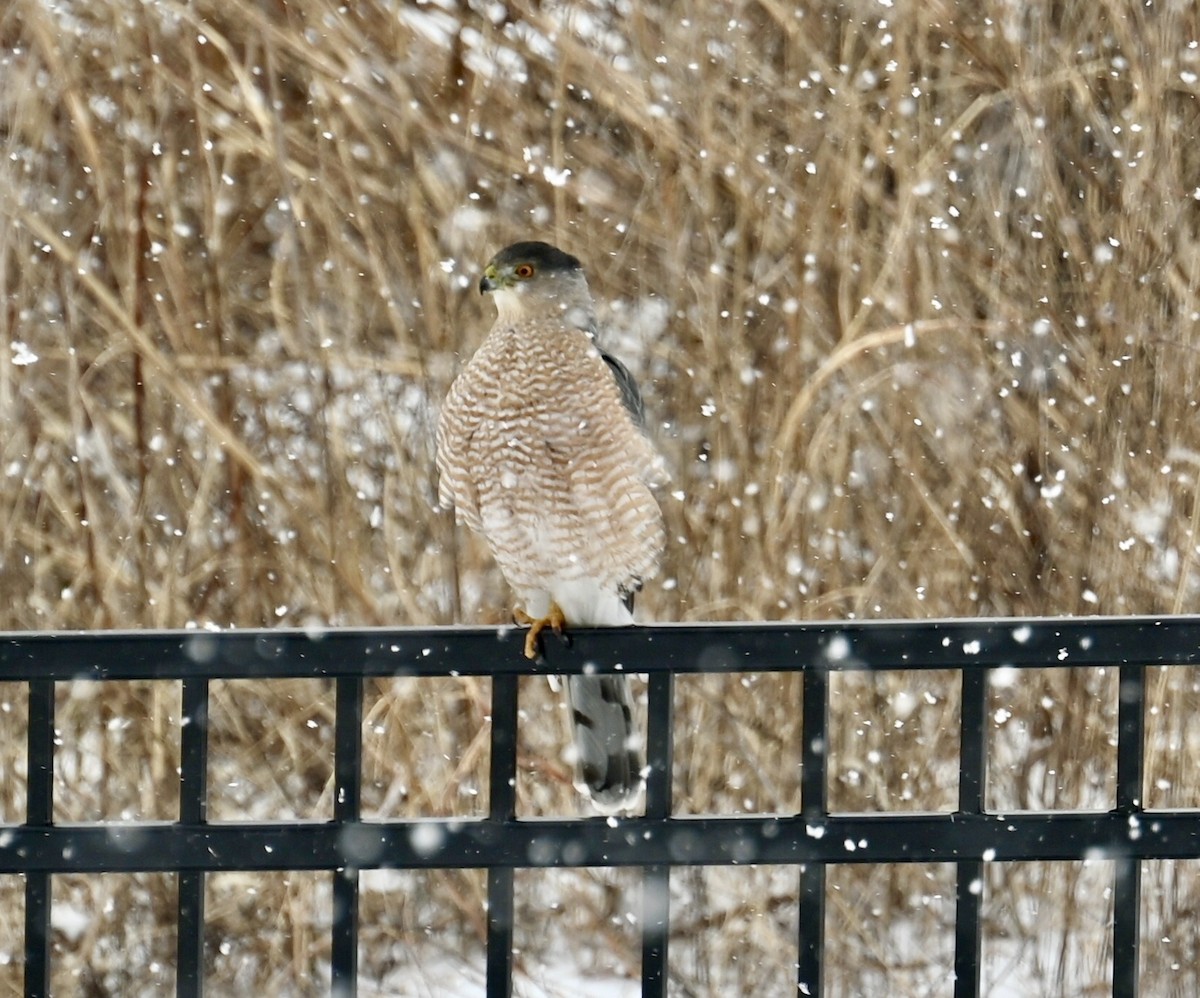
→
(2, 0, 1200, 993)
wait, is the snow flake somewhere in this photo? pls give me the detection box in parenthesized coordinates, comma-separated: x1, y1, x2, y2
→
(10, 342, 38, 366)
(409, 822, 445, 857)
(543, 165, 572, 187)
(50, 904, 91, 943)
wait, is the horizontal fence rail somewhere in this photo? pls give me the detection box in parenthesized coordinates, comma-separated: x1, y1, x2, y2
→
(1, 617, 1199, 997)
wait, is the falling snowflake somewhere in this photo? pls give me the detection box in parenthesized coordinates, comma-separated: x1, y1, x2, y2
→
(10, 342, 38, 366)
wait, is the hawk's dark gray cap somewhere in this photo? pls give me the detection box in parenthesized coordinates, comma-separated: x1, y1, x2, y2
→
(480, 241, 582, 293)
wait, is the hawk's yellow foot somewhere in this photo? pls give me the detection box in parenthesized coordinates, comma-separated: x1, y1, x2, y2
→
(514, 603, 568, 659)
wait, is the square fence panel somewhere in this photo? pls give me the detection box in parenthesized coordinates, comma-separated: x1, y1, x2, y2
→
(2, 618, 1199, 997)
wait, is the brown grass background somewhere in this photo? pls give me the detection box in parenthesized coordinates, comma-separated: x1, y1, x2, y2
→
(2, 0, 1200, 993)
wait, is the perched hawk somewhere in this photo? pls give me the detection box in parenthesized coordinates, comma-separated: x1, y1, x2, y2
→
(435, 240, 667, 810)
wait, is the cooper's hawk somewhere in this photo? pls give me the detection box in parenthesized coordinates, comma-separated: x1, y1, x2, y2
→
(435, 240, 667, 811)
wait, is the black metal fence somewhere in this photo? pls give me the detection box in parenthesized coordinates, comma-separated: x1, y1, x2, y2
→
(2, 618, 1199, 997)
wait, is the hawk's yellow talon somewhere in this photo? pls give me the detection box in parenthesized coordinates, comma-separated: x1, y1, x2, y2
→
(514, 603, 568, 659)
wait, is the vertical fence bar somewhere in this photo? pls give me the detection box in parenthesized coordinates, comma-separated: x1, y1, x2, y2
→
(332, 675, 363, 995)
(177, 677, 209, 998)
(24, 678, 54, 998)
(641, 671, 674, 998)
(798, 665, 828, 997)
(954, 666, 988, 998)
(487, 672, 519, 998)
(1112, 858, 1142, 998)
(1113, 663, 1146, 998)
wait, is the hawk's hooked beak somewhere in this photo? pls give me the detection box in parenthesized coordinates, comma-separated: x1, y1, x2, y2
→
(479, 265, 500, 295)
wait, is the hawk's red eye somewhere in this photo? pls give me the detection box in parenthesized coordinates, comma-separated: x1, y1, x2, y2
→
(514, 263, 535, 279)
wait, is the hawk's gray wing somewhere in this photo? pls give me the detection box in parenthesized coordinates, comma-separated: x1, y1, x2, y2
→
(601, 351, 647, 431)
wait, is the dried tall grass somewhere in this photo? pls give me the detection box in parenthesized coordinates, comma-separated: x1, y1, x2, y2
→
(2, 0, 1200, 993)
